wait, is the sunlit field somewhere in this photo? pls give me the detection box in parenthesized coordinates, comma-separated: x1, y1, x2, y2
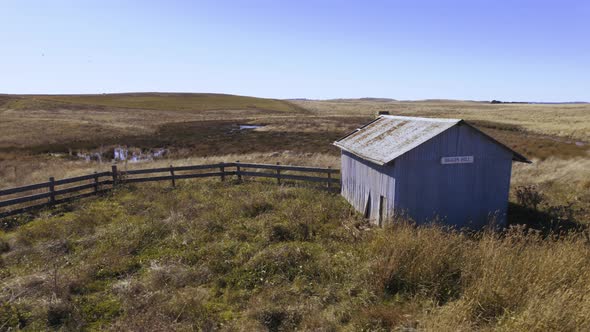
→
(1, 94, 589, 330)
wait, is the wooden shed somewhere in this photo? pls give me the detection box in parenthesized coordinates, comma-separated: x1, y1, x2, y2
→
(334, 115, 530, 229)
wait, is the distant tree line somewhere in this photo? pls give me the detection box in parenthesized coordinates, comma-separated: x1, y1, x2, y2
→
(490, 100, 528, 104)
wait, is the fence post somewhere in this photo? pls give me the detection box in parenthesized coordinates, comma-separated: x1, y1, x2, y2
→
(111, 165, 118, 188)
(220, 162, 225, 182)
(327, 167, 331, 189)
(48, 177, 56, 204)
(93, 171, 99, 193)
(170, 165, 176, 187)
(276, 162, 281, 185)
(236, 160, 242, 181)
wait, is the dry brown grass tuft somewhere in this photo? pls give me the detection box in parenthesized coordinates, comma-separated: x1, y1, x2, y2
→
(421, 229, 590, 330)
(371, 221, 466, 304)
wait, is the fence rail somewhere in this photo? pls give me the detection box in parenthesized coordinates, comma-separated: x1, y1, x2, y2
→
(0, 162, 339, 219)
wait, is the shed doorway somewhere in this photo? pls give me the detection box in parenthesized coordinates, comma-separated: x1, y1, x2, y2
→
(364, 193, 371, 219)
(378, 195, 385, 225)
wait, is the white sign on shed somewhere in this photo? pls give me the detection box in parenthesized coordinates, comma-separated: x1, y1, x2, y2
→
(441, 156, 474, 164)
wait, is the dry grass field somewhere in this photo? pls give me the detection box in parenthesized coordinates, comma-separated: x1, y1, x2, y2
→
(1, 93, 589, 330)
(0, 93, 307, 150)
(294, 99, 590, 141)
(1, 94, 587, 216)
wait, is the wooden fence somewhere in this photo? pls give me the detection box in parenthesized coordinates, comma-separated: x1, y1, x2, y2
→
(0, 162, 340, 218)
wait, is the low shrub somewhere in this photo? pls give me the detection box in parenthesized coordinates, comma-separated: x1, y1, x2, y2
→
(515, 185, 544, 210)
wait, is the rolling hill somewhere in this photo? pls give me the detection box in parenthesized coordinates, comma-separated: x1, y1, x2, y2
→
(0, 93, 305, 113)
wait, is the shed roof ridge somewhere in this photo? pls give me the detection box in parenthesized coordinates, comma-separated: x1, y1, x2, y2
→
(379, 115, 461, 123)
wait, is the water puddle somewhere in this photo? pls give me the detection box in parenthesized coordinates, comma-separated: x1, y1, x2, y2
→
(239, 124, 264, 130)
(113, 147, 167, 162)
(77, 151, 105, 163)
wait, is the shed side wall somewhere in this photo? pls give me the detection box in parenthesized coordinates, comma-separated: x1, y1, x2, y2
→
(341, 150, 395, 224)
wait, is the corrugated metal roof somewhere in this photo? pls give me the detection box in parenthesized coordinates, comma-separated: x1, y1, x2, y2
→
(334, 115, 530, 165)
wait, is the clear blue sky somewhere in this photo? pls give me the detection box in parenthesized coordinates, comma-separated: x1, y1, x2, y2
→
(1, 0, 589, 101)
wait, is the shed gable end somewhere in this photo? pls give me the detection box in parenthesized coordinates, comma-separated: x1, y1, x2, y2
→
(334, 115, 530, 165)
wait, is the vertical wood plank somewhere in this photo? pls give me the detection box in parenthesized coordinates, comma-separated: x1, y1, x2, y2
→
(236, 160, 242, 181)
(327, 166, 331, 189)
(93, 171, 99, 193)
(276, 162, 281, 185)
(49, 177, 56, 204)
(170, 165, 176, 187)
(111, 165, 118, 187)
(220, 162, 225, 182)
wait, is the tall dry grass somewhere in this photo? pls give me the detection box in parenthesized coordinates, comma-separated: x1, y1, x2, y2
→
(354, 221, 590, 330)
